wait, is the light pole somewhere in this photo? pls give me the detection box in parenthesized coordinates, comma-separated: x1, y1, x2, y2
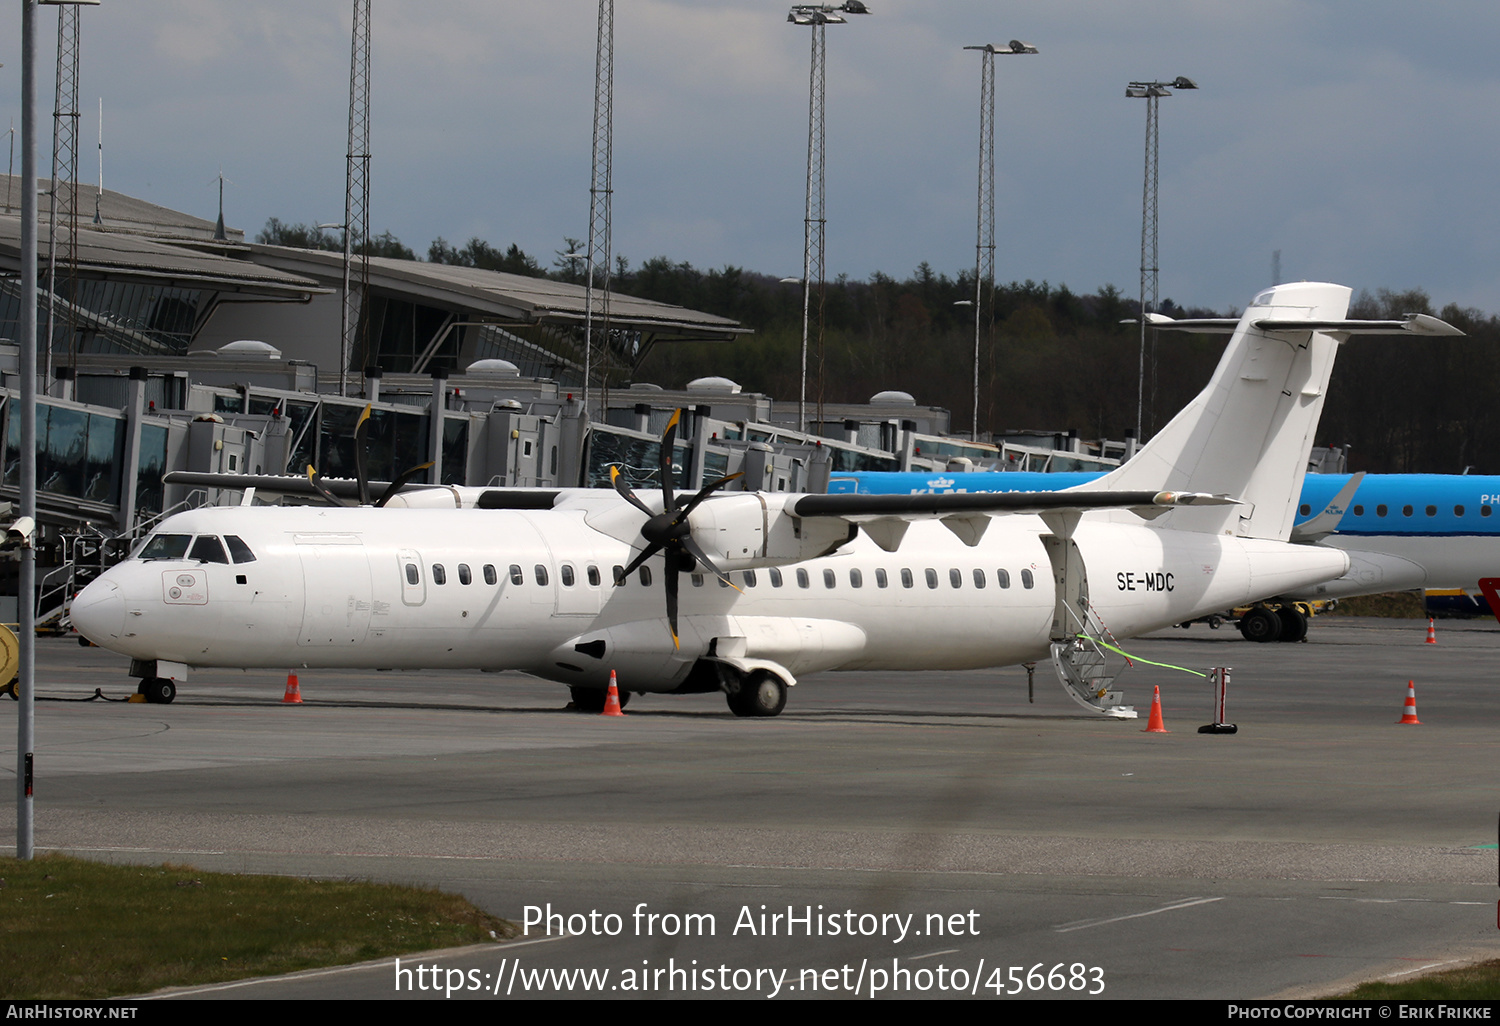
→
(963, 40, 1036, 443)
(1125, 75, 1196, 440)
(787, 2, 869, 435)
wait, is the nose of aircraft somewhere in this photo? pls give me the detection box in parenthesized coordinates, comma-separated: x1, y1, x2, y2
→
(71, 577, 125, 643)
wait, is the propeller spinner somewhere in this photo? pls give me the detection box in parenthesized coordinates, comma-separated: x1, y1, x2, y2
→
(611, 409, 743, 649)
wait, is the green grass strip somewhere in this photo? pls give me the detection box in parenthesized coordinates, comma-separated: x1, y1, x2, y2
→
(0, 854, 516, 999)
(1342, 959, 1500, 999)
(1086, 636, 1208, 677)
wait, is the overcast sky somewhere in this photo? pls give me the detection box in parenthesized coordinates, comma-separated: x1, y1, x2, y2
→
(4, 1, 1498, 314)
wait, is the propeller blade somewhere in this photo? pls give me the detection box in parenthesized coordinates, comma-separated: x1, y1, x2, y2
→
(659, 408, 681, 512)
(681, 534, 741, 592)
(306, 465, 355, 508)
(617, 542, 662, 585)
(374, 461, 436, 507)
(354, 404, 373, 506)
(610, 465, 655, 517)
(677, 471, 745, 520)
(663, 546, 681, 650)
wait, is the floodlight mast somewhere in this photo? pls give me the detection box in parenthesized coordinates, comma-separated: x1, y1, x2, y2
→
(787, 2, 869, 435)
(44, 0, 85, 395)
(1125, 76, 1196, 441)
(583, 0, 615, 423)
(963, 41, 1037, 443)
(342, 0, 372, 400)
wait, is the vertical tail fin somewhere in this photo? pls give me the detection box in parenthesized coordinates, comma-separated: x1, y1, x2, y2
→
(1080, 282, 1352, 540)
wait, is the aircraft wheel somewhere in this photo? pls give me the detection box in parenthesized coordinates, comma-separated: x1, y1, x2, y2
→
(728, 670, 787, 718)
(1276, 607, 1309, 643)
(144, 678, 176, 704)
(1207, 615, 1223, 630)
(1238, 607, 1283, 643)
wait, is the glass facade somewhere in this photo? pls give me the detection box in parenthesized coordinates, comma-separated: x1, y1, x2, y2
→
(3, 399, 125, 507)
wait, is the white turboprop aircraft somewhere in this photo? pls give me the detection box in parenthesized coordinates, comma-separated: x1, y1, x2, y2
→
(68, 282, 1459, 718)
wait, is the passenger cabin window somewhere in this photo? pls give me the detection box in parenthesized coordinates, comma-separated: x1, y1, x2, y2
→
(770, 568, 784, 588)
(823, 569, 836, 589)
(744, 570, 757, 588)
(691, 574, 704, 587)
(561, 565, 575, 587)
(1426, 505, 1437, 517)
(484, 564, 498, 585)
(1021, 569, 1035, 589)
(1376, 505, 1388, 517)
(875, 568, 888, 588)
(225, 535, 256, 563)
(1485, 506, 1494, 518)
(925, 568, 938, 589)
(458, 564, 472, 585)
(1455, 506, 1465, 517)
(901, 568, 913, 589)
(405, 563, 419, 586)
(1402, 505, 1413, 517)
(534, 564, 549, 586)
(639, 566, 651, 587)
(949, 568, 962, 588)
(510, 564, 524, 585)
(189, 535, 229, 564)
(1299, 504, 1311, 516)
(973, 569, 986, 589)
(797, 569, 810, 589)
(1353, 505, 1364, 516)
(849, 569, 862, 588)
(612, 565, 625, 584)
(587, 565, 601, 587)
(997, 569, 1011, 588)
(432, 564, 447, 585)
(139, 534, 191, 560)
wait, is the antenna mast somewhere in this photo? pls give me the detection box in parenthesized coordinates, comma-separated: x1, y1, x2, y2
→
(45, 1, 83, 392)
(583, 0, 614, 418)
(342, 0, 372, 397)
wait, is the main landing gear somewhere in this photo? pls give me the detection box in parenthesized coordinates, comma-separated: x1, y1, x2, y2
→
(725, 670, 788, 718)
(137, 677, 177, 704)
(1238, 604, 1309, 643)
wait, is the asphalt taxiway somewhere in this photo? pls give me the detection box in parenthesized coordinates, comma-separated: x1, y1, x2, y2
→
(2, 616, 1498, 999)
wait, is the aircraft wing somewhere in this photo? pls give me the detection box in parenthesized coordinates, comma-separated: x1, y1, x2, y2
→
(790, 489, 1236, 550)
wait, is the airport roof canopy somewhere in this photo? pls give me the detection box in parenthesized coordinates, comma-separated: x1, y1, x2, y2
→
(250, 245, 748, 343)
(0, 215, 323, 300)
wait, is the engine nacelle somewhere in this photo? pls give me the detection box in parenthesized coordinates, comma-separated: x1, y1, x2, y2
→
(687, 493, 855, 571)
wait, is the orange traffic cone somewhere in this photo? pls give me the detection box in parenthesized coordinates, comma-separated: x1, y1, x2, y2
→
(282, 673, 302, 704)
(1426, 618, 1437, 645)
(1143, 685, 1169, 733)
(602, 670, 625, 717)
(1398, 680, 1421, 724)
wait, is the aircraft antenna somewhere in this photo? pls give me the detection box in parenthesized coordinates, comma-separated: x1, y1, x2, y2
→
(341, 0, 372, 397)
(583, 0, 614, 421)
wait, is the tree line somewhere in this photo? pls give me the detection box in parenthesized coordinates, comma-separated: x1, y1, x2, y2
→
(256, 219, 1500, 474)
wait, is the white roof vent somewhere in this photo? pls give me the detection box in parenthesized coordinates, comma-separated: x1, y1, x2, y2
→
(869, 389, 915, 404)
(218, 339, 282, 360)
(629, 382, 664, 391)
(465, 358, 521, 377)
(686, 375, 742, 394)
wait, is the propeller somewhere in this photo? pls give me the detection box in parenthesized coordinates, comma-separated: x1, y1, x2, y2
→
(305, 404, 435, 508)
(610, 408, 744, 649)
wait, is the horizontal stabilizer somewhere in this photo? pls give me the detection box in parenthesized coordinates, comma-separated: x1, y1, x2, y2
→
(1144, 311, 1464, 336)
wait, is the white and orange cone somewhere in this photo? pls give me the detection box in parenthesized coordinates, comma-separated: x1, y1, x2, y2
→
(1143, 685, 1169, 733)
(1398, 680, 1421, 724)
(602, 670, 625, 717)
(282, 673, 302, 704)
(1426, 618, 1437, 645)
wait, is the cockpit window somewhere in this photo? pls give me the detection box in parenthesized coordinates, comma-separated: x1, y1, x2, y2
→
(189, 535, 229, 564)
(225, 535, 257, 564)
(138, 534, 191, 560)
